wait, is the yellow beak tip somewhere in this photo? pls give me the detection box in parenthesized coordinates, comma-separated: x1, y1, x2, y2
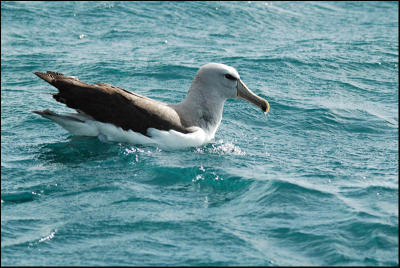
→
(263, 101, 270, 114)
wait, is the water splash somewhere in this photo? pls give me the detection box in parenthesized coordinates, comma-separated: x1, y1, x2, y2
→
(38, 230, 56, 243)
(207, 139, 246, 156)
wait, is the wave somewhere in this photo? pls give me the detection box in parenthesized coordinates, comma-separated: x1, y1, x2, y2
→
(268, 98, 397, 135)
(1, 191, 37, 204)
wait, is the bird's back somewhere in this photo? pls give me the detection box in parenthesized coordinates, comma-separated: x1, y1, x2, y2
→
(34, 71, 189, 136)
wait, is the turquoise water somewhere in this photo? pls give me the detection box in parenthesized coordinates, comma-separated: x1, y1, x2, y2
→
(1, 1, 398, 266)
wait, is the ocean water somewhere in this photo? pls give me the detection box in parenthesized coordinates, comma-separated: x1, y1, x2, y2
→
(1, 1, 398, 266)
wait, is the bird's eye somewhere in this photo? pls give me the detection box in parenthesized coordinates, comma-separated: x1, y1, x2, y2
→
(224, 74, 237, 81)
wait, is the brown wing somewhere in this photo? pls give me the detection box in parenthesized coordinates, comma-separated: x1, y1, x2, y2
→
(34, 71, 189, 136)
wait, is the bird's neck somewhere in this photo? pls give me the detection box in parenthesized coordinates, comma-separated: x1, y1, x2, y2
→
(173, 83, 226, 137)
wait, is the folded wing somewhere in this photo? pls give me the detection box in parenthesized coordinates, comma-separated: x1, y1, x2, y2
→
(34, 71, 189, 136)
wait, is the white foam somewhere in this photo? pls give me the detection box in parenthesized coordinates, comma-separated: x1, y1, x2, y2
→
(208, 139, 246, 156)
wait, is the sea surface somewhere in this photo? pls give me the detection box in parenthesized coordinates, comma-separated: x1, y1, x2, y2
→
(1, 1, 398, 266)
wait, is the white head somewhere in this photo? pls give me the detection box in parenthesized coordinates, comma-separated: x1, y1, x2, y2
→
(174, 63, 270, 136)
(190, 63, 240, 99)
(188, 63, 270, 113)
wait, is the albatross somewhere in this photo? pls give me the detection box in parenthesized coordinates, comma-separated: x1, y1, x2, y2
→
(32, 63, 270, 149)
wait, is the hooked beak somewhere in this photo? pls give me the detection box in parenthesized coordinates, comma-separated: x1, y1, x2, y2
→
(237, 79, 270, 114)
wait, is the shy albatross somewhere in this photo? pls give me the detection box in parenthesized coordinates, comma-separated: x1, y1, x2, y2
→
(32, 63, 270, 149)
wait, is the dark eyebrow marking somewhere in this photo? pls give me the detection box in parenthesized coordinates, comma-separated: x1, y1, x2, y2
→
(224, 74, 237, 81)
